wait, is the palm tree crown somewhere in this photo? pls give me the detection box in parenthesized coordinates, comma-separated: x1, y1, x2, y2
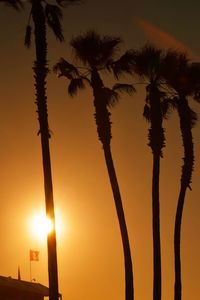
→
(54, 30, 135, 144)
(70, 30, 121, 68)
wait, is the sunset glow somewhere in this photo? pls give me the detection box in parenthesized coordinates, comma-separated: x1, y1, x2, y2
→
(1, 2, 200, 300)
(30, 210, 62, 241)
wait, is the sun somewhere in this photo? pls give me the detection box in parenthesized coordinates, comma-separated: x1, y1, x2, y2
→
(30, 210, 62, 241)
(32, 212, 53, 237)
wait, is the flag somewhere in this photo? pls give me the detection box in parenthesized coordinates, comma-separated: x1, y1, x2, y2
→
(30, 249, 39, 261)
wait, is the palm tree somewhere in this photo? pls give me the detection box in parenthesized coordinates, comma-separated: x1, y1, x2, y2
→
(54, 30, 135, 300)
(23, 1, 81, 300)
(163, 51, 200, 300)
(130, 45, 172, 300)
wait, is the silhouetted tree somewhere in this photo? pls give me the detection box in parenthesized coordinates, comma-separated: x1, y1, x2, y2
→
(54, 30, 135, 300)
(163, 51, 200, 300)
(23, 1, 81, 300)
(131, 45, 172, 300)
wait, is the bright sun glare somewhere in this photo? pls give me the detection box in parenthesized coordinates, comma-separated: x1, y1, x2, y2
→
(30, 210, 62, 241)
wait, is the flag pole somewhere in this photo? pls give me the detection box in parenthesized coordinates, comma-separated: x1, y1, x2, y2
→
(29, 249, 39, 282)
(30, 259, 32, 282)
(18, 266, 21, 280)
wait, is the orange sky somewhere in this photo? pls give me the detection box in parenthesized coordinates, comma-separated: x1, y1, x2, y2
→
(0, 1, 200, 300)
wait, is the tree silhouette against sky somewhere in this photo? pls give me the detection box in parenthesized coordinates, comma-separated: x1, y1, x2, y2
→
(24, 1, 63, 300)
(54, 30, 135, 300)
(163, 51, 200, 300)
(23, 1, 81, 300)
(130, 45, 172, 300)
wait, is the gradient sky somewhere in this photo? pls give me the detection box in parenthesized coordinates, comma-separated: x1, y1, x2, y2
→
(0, 1, 200, 300)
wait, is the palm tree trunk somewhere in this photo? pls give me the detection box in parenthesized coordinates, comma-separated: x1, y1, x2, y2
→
(152, 154, 162, 300)
(174, 98, 194, 300)
(91, 69, 133, 300)
(32, 2, 59, 300)
(103, 144, 134, 300)
(174, 186, 186, 300)
(148, 84, 164, 300)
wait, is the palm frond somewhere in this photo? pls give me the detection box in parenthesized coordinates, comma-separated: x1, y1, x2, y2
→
(163, 50, 194, 96)
(53, 58, 79, 79)
(161, 98, 175, 119)
(189, 107, 198, 128)
(176, 96, 197, 128)
(45, 4, 64, 42)
(99, 35, 122, 66)
(68, 77, 87, 96)
(134, 44, 163, 80)
(164, 50, 188, 74)
(24, 25, 32, 48)
(143, 104, 151, 122)
(189, 62, 200, 101)
(110, 49, 135, 78)
(113, 83, 136, 95)
(101, 87, 119, 107)
(0, 0, 23, 10)
(70, 30, 122, 68)
(192, 64, 200, 102)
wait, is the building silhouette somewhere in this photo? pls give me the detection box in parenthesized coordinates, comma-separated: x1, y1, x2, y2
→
(0, 275, 61, 300)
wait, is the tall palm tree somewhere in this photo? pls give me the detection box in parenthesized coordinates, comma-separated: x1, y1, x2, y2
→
(130, 45, 172, 300)
(163, 51, 200, 300)
(54, 30, 135, 300)
(23, 1, 80, 300)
